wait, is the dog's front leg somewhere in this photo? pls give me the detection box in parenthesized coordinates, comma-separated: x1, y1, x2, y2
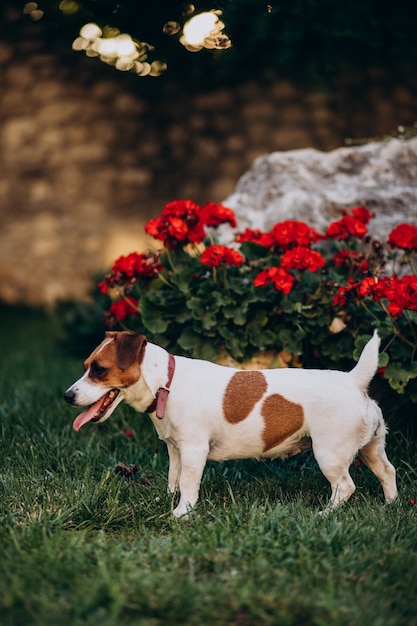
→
(166, 442, 181, 494)
(173, 445, 209, 519)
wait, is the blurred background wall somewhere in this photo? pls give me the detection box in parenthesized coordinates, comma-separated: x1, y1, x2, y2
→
(1, 0, 417, 305)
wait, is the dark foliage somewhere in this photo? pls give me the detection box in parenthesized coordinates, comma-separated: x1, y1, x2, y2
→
(5, 0, 417, 90)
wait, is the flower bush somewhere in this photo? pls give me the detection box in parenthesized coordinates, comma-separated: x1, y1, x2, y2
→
(96, 199, 417, 403)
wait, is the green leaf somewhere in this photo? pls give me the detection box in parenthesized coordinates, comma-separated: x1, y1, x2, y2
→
(238, 241, 270, 261)
(187, 293, 223, 314)
(406, 310, 417, 323)
(170, 266, 198, 292)
(223, 304, 247, 325)
(224, 333, 248, 360)
(178, 327, 218, 360)
(378, 351, 389, 368)
(353, 334, 373, 361)
(174, 308, 192, 324)
(201, 314, 218, 330)
(139, 300, 168, 334)
(384, 361, 417, 394)
(277, 327, 305, 355)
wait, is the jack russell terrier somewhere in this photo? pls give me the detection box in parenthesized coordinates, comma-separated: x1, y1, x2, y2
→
(64, 330, 397, 517)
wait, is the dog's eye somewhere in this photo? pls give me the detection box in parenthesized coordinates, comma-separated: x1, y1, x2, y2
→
(90, 362, 108, 378)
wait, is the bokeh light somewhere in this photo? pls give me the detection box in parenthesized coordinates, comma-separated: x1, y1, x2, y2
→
(180, 10, 232, 52)
(72, 23, 167, 76)
(23, 2, 44, 21)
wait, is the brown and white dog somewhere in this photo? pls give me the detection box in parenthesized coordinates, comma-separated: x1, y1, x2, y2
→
(64, 331, 397, 517)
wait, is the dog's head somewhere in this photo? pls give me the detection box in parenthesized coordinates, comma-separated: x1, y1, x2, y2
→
(64, 332, 147, 431)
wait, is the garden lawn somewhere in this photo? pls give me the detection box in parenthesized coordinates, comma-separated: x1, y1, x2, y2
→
(0, 305, 416, 626)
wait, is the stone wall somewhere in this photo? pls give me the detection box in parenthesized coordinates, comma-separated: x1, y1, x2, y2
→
(1, 18, 417, 305)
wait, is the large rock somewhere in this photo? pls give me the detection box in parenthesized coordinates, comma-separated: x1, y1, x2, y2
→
(222, 138, 417, 241)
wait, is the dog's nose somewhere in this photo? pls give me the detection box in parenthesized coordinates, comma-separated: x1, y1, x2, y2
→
(64, 389, 76, 405)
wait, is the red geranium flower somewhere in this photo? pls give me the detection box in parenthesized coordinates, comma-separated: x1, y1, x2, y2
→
(99, 252, 161, 293)
(162, 199, 206, 242)
(348, 206, 372, 224)
(145, 199, 206, 247)
(387, 224, 417, 250)
(145, 215, 187, 240)
(383, 275, 417, 317)
(333, 279, 358, 307)
(367, 276, 391, 302)
(162, 199, 201, 220)
(281, 247, 326, 272)
(357, 276, 379, 299)
(200, 245, 244, 268)
(344, 274, 417, 317)
(236, 228, 275, 248)
(111, 252, 161, 279)
(271, 220, 320, 249)
(333, 249, 370, 273)
(377, 365, 387, 379)
(326, 216, 368, 241)
(387, 299, 404, 317)
(254, 266, 295, 294)
(200, 202, 237, 228)
(108, 297, 139, 321)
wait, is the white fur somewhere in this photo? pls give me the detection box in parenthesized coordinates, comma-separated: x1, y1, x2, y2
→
(66, 332, 397, 518)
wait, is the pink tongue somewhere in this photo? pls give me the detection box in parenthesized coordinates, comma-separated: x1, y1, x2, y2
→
(73, 396, 106, 432)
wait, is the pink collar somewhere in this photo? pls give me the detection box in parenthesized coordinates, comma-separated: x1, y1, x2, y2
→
(145, 353, 176, 419)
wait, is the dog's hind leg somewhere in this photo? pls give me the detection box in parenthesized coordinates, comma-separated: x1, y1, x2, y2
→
(358, 402, 397, 503)
(359, 439, 397, 503)
(313, 448, 357, 512)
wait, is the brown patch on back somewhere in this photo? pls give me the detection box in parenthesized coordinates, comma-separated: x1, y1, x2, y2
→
(261, 394, 304, 452)
(223, 371, 267, 424)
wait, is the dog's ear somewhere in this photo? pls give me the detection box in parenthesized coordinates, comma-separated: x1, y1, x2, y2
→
(114, 333, 147, 370)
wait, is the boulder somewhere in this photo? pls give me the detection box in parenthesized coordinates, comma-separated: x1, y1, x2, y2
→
(222, 137, 417, 241)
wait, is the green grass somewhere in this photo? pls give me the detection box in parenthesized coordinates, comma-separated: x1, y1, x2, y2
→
(1, 306, 416, 626)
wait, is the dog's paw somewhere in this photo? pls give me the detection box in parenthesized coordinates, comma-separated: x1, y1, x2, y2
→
(317, 501, 340, 516)
(173, 502, 194, 519)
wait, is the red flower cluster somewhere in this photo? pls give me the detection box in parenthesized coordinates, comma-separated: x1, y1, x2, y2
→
(145, 199, 237, 249)
(199, 202, 237, 228)
(200, 244, 244, 268)
(271, 220, 320, 249)
(334, 274, 417, 317)
(111, 253, 160, 279)
(247, 222, 325, 293)
(236, 228, 275, 248)
(333, 249, 370, 274)
(99, 252, 161, 294)
(281, 247, 326, 272)
(333, 278, 359, 307)
(326, 206, 371, 241)
(108, 297, 139, 321)
(145, 199, 204, 246)
(237, 220, 320, 251)
(253, 267, 295, 294)
(388, 223, 417, 250)
(382, 275, 417, 317)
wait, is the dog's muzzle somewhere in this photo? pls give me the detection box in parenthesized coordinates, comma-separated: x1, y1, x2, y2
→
(64, 389, 76, 405)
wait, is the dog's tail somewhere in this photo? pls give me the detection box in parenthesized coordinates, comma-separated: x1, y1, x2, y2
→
(349, 330, 380, 393)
